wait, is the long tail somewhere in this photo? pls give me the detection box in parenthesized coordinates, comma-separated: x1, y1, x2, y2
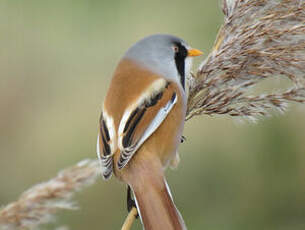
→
(125, 156, 186, 230)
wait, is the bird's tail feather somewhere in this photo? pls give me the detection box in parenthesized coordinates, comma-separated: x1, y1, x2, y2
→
(129, 168, 186, 230)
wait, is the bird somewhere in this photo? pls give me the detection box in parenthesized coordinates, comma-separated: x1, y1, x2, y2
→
(97, 34, 202, 230)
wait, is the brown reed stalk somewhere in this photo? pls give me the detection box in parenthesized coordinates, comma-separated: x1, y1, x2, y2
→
(1, 0, 304, 230)
(0, 160, 100, 230)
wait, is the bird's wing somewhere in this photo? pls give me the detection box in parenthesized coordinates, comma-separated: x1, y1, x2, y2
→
(117, 80, 177, 169)
(97, 78, 178, 179)
(97, 111, 117, 180)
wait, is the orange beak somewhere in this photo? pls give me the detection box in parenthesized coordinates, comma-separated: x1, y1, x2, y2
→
(187, 48, 203, 57)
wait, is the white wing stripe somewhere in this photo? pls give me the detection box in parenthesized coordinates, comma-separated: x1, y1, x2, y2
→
(118, 78, 167, 150)
(118, 93, 177, 169)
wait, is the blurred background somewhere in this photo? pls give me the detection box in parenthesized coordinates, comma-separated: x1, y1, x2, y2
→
(1, 0, 305, 229)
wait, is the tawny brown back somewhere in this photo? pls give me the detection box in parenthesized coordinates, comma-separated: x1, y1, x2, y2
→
(103, 59, 186, 177)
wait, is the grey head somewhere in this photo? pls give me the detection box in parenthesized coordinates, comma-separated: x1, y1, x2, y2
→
(124, 34, 202, 90)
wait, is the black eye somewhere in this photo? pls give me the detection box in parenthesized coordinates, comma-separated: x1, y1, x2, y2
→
(173, 46, 179, 53)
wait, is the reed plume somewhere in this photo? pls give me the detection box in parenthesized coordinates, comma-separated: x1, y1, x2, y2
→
(187, 0, 305, 121)
(0, 160, 100, 230)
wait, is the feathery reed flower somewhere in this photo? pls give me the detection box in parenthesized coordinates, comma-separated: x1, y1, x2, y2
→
(0, 160, 100, 230)
(187, 0, 305, 121)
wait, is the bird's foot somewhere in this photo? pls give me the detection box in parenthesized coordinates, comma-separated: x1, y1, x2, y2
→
(127, 186, 139, 218)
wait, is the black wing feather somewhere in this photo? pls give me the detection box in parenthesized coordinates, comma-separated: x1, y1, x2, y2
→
(118, 85, 177, 170)
(98, 114, 113, 179)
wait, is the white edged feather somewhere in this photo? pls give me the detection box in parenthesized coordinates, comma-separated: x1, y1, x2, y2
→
(118, 93, 177, 169)
(118, 78, 167, 150)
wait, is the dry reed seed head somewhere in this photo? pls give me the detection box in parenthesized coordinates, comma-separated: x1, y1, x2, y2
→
(187, 0, 305, 121)
(0, 159, 100, 230)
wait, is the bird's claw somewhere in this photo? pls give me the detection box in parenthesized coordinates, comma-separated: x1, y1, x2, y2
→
(127, 186, 139, 218)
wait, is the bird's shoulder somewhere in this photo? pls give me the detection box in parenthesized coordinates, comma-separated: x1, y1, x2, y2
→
(103, 58, 178, 126)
